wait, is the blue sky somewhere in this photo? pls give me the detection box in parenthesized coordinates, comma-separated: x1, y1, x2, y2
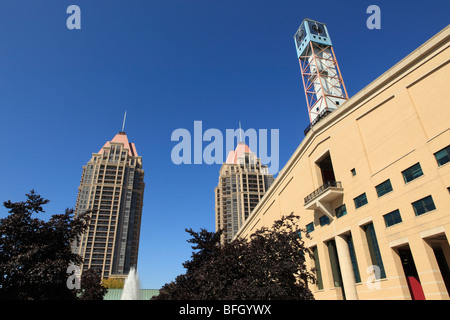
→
(0, 1, 449, 289)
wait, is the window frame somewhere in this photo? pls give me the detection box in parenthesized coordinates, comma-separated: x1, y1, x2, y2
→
(412, 195, 436, 216)
(434, 145, 450, 167)
(312, 246, 324, 290)
(335, 204, 347, 218)
(306, 222, 315, 233)
(383, 209, 403, 227)
(354, 193, 368, 209)
(375, 179, 393, 198)
(319, 215, 330, 226)
(401, 163, 424, 184)
(363, 223, 386, 279)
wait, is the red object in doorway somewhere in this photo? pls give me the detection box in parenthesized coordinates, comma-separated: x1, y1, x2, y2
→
(407, 276, 426, 300)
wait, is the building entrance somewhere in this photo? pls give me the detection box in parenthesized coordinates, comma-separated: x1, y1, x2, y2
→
(318, 154, 336, 185)
(398, 248, 426, 300)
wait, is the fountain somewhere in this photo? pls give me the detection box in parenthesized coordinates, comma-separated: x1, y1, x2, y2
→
(121, 267, 141, 300)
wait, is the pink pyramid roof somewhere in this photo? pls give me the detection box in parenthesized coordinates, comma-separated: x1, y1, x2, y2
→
(226, 142, 252, 164)
(98, 132, 138, 156)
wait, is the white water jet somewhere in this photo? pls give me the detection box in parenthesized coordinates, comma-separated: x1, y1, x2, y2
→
(121, 267, 141, 300)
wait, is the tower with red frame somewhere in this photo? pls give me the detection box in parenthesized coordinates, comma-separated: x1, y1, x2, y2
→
(294, 19, 349, 126)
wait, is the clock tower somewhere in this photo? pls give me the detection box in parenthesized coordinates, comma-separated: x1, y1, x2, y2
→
(294, 19, 349, 126)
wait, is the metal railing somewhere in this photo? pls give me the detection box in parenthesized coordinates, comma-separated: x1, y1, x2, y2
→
(304, 109, 333, 136)
(304, 180, 342, 204)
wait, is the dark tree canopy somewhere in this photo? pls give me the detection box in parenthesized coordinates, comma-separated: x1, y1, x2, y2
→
(0, 190, 91, 300)
(153, 214, 316, 300)
(78, 268, 108, 300)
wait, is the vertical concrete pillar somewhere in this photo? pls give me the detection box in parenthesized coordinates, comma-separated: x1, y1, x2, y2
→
(335, 234, 359, 300)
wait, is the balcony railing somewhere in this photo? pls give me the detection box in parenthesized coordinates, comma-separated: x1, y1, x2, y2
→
(304, 180, 342, 205)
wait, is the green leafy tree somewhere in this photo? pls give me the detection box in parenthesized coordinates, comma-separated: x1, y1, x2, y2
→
(0, 190, 90, 299)
(153, 214, 316, 300)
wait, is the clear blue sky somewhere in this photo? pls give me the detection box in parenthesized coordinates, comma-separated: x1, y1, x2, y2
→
(0, 1, 448, 289)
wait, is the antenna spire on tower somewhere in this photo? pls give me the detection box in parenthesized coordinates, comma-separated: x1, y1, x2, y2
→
(121, 111, 127, 133)
(239, 121, 243, 143)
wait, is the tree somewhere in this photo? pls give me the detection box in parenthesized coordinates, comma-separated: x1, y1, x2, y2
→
(78, 268, 108, 300)
(153, 214, 316, 300)
(102, 277, 125, 289)
(0, 190, 90, 299)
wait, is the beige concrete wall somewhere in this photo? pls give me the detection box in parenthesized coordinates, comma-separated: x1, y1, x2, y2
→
(235, 26, 450, 300)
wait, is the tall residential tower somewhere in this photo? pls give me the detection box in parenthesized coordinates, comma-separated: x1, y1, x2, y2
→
(215, 142, 274, 244)
(74, 131, 145, 279)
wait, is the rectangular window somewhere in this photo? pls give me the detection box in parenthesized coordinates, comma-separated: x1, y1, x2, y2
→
(354, 193, 368, 209)
(363, 223, 386, 279)
(346, 235, 361, 283)
(412, 195, 436, 216)
(383, 209, 403, 227)
(319, 215, 330, 226)
(327, 240, 343, 288)
(306, 222, 315, 233)
(375, 179, 393, 197)
(312, 246, 323, 290)
(335, 204, 347, 218)
(434, 146, 450, 167)
(402, 163, 423, 183)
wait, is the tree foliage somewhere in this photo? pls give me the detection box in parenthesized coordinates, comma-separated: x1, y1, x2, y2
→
(102, 277, 125, 289)
(153, 214, 316, 300)
(0, 190, 90, 299)
(78, 268, 108, 300)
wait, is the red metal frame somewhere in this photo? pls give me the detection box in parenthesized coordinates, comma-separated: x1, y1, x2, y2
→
(299, 42, 349, 123)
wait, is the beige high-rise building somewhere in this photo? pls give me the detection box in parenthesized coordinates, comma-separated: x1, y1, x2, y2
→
(215, 142, 274, 243)
(235, 26, 450, 299)
(74, 131, 145, 279)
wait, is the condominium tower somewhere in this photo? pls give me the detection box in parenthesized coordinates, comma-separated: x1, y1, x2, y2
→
(74, 131, 145, 279)
(215, 142, 274, 243)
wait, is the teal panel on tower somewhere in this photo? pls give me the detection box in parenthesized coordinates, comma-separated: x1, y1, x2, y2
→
(294, 19, 333, 57)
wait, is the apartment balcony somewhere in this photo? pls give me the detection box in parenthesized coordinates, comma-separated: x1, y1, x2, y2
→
(304, 181, 344, 217)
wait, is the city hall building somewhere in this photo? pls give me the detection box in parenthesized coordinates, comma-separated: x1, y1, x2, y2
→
(234, 24, 450, 300)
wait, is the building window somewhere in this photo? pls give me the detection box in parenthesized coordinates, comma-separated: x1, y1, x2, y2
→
(434, 145, 450, 167)
(312, 246, 323, 290)
(383, 209, 402, 227)
(326, 240, 343, 288)
(402, 163, 423, 183)
(412, 195, 436, 216)
(335, 204, 347, 218)
(306, 222, 315, 233)
(354, 193, 368, 209)
(319, 215, 330, 226)
(346, 235, 361, 283)
(363, 223, 386, 279)
(375, 179, 393, 197)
